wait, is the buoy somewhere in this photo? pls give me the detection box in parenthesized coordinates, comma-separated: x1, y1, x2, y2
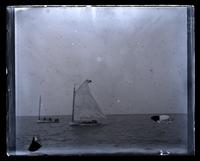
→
(28, 136, 42, 152)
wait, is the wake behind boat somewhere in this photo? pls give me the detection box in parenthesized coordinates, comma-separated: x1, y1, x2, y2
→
(69, 79, 106, 126)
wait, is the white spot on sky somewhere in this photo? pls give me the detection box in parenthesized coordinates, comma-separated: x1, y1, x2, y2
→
(96, 56, 102, 62)
(117, 99, 120, 103)
(127, 80, 132, 84)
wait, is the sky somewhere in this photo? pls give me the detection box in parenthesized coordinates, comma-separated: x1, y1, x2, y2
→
(15, 6, 188, 116)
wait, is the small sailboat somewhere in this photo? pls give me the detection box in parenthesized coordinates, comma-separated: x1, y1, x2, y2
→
(69, 79, 106, 126)
(37, 95, 59, 123)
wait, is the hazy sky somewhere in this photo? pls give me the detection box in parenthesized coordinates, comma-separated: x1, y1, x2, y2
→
(15, 6, 188, 116)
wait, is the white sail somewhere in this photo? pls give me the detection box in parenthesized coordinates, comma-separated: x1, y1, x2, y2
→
(73, 80, 106, 122)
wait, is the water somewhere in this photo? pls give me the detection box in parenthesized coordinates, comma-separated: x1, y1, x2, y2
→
(15, 114, 187, 155)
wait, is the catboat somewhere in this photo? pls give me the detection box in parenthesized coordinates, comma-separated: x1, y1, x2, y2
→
(69, 79, 106, 126)
(37, 95, 59, 123)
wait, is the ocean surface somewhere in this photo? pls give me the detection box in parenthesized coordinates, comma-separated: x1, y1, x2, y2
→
(15, 114, 187, 156)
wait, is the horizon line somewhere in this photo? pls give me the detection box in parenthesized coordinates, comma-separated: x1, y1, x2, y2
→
(16, 112, 187, 117)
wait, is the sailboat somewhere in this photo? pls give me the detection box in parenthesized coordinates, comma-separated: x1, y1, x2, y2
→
(69, 79, 106, 126)
(37, 95, 59, 123)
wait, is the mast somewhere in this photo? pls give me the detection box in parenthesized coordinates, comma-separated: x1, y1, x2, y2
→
(38, 95, 41, 120)
(72, 84, 76, 122)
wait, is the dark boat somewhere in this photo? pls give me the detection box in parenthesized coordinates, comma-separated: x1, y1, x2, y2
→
(28, 136, 41, 152)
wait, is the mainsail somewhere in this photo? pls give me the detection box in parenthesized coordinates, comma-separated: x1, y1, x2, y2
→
(73, 80, 106, 122)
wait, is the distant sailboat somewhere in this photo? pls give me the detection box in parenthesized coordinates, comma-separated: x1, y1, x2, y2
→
(69, 79, 106, 126)
(151, 115, 172, 123)
(37, 95, 59, 123)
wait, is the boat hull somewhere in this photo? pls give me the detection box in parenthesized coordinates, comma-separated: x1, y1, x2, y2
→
(69, 121, 100, 126)
(37, 120, 59, 123)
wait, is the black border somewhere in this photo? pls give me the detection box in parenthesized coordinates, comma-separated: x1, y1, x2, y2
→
(6, 6, 16, 155)
(187, 6, 195, 155)
(0, 0, 198, 160)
